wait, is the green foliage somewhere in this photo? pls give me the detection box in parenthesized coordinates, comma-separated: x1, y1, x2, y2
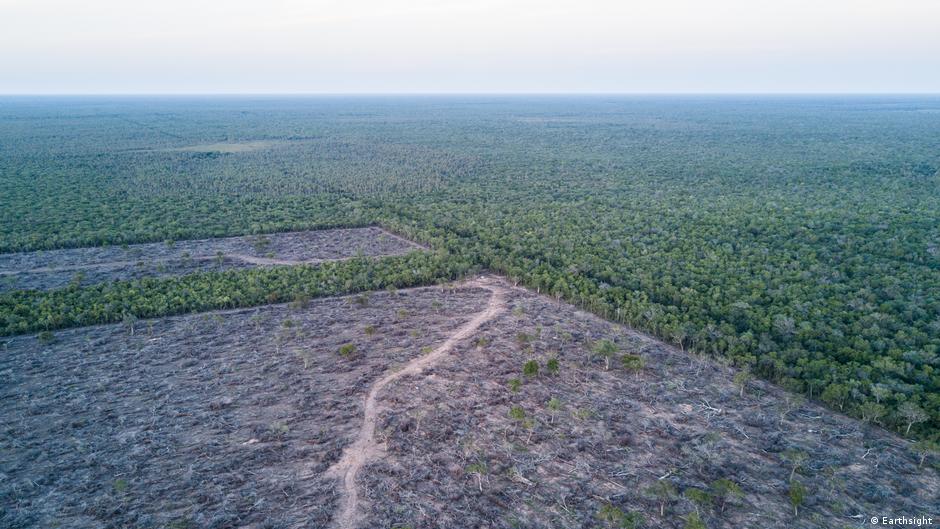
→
(646, 480, 678, 517)
(465, 462, 487, 475)
(733, 368, 753, 397)
(338, 343, 356, 357)
(507, 378, 522, 392)
(546, 357, 560, 374)
(684, 487, 713, 513)
(620, 353, 645, 376)
(593, 339, 619, 370)
(789, 480, 807, 516)
(0, 252, 463, 336)
(910, 440, 939, 468)
(597, 503, 644, 529)
(683, 512, 707, 529)
(522, 359, 539, 377)
(709, 478, 744, 513)
(508, 405, 526, 421)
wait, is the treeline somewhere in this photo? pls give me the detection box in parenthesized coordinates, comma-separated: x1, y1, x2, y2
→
(0, 251, 473, 335)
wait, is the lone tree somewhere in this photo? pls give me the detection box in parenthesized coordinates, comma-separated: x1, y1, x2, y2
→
(465, 462, 487, 492)
(593, 339, 619, 370)
(897, 402, 928, 436)
(733, 368, 752, 397)
(710, 478, 744, 513)
(782, 449, 807, 481)
(621, 353, 645, 379)
(788, 479, 806, 516)
(911, 440, 938, 469)
(646, 480, 677, 517)
(547, 397, 562, 423)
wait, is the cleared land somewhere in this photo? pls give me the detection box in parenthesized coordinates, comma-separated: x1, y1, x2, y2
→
(0, 227, 423, 292)
(0, 285, 491, 529)
(1, 277, 935, 529)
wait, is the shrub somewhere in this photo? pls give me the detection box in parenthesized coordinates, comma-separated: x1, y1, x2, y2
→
(546, 357, 560, 374)
(621, 353, 645, 378)
(338, 343, 356, 357)
(710, 478, 744, 513)
(523, 359, 539, 377)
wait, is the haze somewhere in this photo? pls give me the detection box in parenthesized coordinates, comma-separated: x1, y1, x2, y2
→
(1, 0, 939, 94)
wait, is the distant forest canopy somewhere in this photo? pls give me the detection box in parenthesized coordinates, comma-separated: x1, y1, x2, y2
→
(1, 96, 938, 441)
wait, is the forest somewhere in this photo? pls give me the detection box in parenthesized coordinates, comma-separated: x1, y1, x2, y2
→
(1, 95, 938, 441)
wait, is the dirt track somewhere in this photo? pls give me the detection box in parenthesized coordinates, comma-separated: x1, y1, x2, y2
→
(327, 277, 508, 529)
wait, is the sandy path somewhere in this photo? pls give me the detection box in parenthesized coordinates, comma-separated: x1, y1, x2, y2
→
(326, 278, 507, 529)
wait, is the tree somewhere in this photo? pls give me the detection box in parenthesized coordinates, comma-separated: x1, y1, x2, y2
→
(897, 402, 928, 436)
(547, 397, 562, 423)
(710, 478, 743, 513)
(910, 440, 938, 469)
(593, 339, 619, 370)
(684, 487, 712, 515)
(733, 368, 752, 397)
(782, 449, 807, 481)
(465, 462, 487, 492)
(621, 353, 645, 379)
(788, 480, 806, 516)
(646, 480, 677, 517)
(821, 383, 849, 411)
(859, 401, 886, 424)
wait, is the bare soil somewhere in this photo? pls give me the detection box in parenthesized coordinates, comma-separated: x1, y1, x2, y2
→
(0, 227, 423, 292)
(1, 276, 936, 529)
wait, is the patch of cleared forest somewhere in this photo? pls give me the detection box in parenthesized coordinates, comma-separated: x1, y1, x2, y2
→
(1, 278, 936, 529)
(0, 227, 422, 292)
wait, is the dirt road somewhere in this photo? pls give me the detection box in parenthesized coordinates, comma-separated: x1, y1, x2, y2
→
(326, 277, 507, 529)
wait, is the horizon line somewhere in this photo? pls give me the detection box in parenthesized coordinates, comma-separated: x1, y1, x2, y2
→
(2, 91, 940, 98)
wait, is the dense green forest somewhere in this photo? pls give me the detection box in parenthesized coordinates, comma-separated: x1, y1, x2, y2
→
(1, 95, 938, 440)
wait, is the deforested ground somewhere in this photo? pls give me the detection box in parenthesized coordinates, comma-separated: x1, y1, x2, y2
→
(1, 277, 937, 529)
(0, 285, 491, 528)
(0, 226, 422, 292)
(356, 280, 938, 529)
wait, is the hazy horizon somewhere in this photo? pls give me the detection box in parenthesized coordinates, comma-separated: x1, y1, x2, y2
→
(2, 0, 939, 95)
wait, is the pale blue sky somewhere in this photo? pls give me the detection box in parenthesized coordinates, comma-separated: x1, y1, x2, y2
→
(1, 0, 939, 94)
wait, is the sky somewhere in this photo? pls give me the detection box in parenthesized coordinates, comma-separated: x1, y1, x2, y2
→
(1, 0, 939, 94)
